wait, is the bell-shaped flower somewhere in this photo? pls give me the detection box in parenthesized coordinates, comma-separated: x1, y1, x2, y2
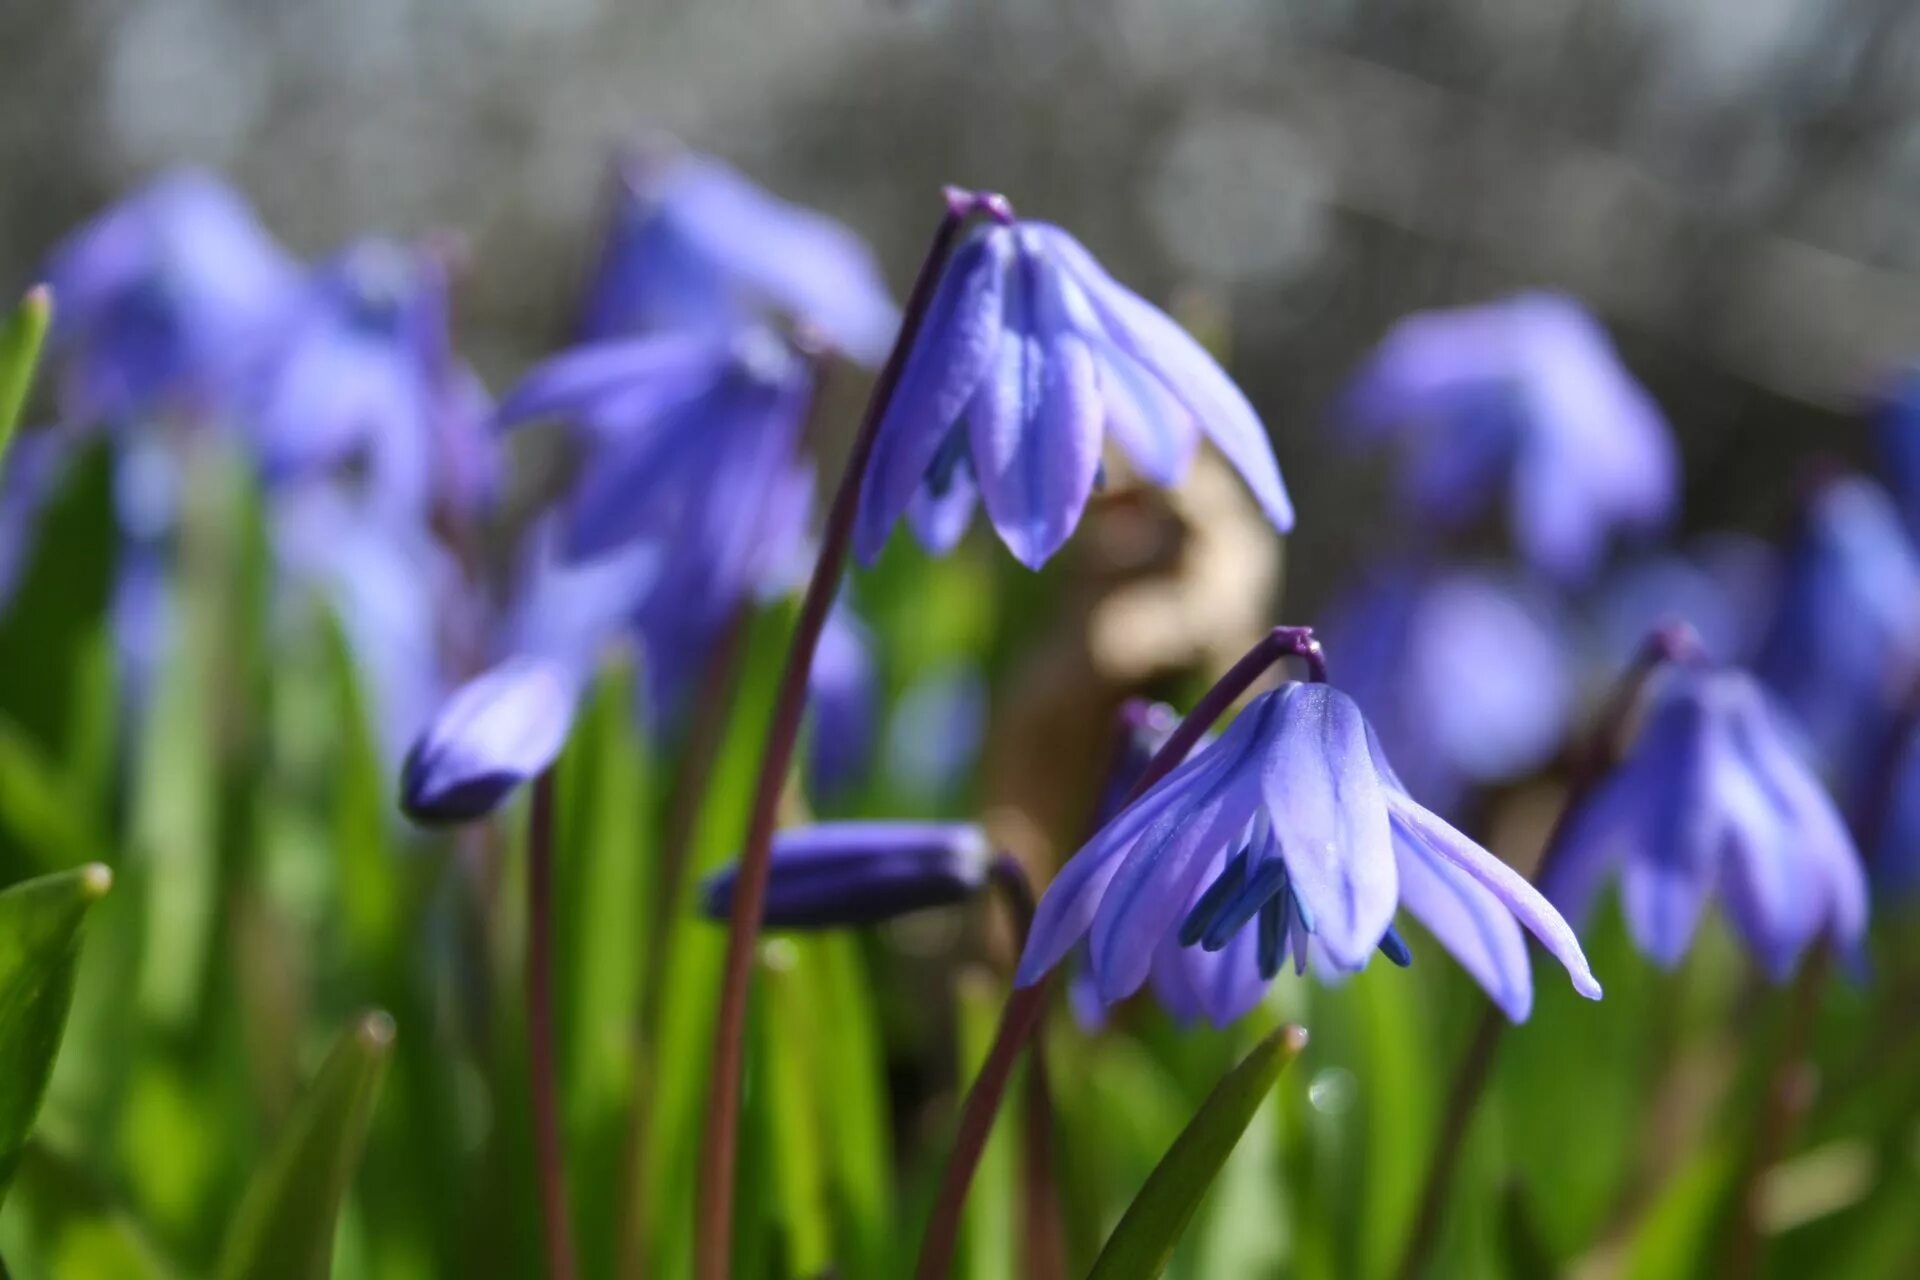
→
(579, 148, 897, 364)
(244, 239, 497, 520)
(495, 325, 814, 722)
(1545, 663, 1869, 980)
(854, 216, 1292, 570)
(42, 169, 298, 427)
(399, 656, 582, 826)
(1586, 534, 1777, 675)
(700, 821, 992, 928)
(1317, 564, 1570, 813)
(1017, 682, 1600, 1026)
(1337, 292, 1676, 581)
(1756, 475, 1920, 787)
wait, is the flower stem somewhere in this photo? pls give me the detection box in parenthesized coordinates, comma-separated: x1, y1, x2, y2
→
(692, 189, 996, 1280)
(993, 856, 1068, 1280)
(1392, 625, 1695, 1280)
(911, 624, 1325, 1280)
(526, 769, 578, 1280)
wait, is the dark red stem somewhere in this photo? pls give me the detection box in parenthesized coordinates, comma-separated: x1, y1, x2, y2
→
(527, 770, 578, 1280)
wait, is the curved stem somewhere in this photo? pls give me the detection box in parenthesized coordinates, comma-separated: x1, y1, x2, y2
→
(911, 624, 1325, 1280)
(526, 770, 578, 1280)
(693, 190, 995, 1280)
(1392, 625, 1696, 1280)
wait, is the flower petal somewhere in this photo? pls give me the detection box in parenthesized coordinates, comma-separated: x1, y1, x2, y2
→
(492, 332, 722, 438)
(400, 657, 580, 825)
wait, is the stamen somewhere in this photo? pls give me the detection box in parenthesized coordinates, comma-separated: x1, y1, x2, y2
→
(924, 424, 970, 498)
(1177, 849, 1248, 947)
(1376, 923, 1413, 967)
(1200, 858, 1289, 952)
(1257, 896, 1286, 980)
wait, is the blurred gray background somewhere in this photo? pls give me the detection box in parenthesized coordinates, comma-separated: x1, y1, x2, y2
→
(7, 0, 1920, 598)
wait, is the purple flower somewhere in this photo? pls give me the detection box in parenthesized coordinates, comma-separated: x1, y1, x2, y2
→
(700, 821, 992, 928)
(1756, 475, 1920, 786)
(245, 240, 496, 520)
(496, 326, 814, 721)
(1874, 368, 1920, 543)
(1586, 535, 1777, 673)
(1317, 564, 1570, 813)
(1545, 662, 1868, 980)
(399, 656, 581, 825)
(806, 598, 880, 801)
(1018, 682, 1599, 1026)
(579, 149, 898, 364)
(1338, 292, 1677, 581)
(854, 215, 1293, 570)
(42, 169, 297, 427)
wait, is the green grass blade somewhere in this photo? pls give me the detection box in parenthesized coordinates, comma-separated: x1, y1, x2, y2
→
(215, 1012, 396, 1280)
(0, 285, 51, 466)
(0, 863, 112, 1208)
(1088, 1024, 1310, 1280)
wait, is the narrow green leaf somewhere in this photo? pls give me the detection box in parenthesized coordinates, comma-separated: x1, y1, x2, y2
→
(0, 286, 51, 465)
(1088, 1024, 1310, 1280)
(956, 969, 1018, 1280)
(215, 1012, 396, 1280)
(0, 863, 112, 1208)
(1, 1140, 176, 1279)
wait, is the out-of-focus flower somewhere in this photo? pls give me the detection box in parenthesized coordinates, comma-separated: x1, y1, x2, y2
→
(399, 655, 580, 826)
(245, 240, 496, 520)
(1018, 681, 1598, 1026)
(1337, 292, 1677, 581)
(1871, 718, 1920, 897)
(1873, 369, 1920, 544)
(806, 598, 880, 802)
(883, 664, 988, 797)
(855, 214, 1292, 570)
(1586, 534, 1777, 674)
(0, 431, 72, 608)
(1545, 662, 1868, 980)
(699, 821, 992, 928)
(1317, 564, 1570, 813)
(1756, 475, 1920, 785)
(42, 169, 297, 427)
(579, 149, 898, 364)
(495, 325, 814, 722)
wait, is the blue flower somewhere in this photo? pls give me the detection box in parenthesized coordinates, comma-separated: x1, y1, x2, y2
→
(1545, 663, 1869, 980)
(400, 656, 582, 825)
(1018, 682, 1599, 1025)
(700, 821, 992, 928)
(42, 169, 297, 427)
(1317, 563, 1570, 814)
(1874, 368, 1920, 543)
(854, 216, 1293, 570)
(579, 148, 898, 364)
(1337, 292, 1676, 581)
(1756, 475, 1920, 786)
(495, 326, 814, 722)
(245, 240, 497, 521)
(806, 598, 881, 802)
(1586, 535, 1777, 674)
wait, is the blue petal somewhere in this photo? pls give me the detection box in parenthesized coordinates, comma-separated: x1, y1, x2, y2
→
(400, 657, 580, 825)
(855, 228, 1012, 564)
(906, 435, 980, 555)
(493, 332, 724, 437)
(700, 820, 990, 928)
(1392, 814, 1534, 1020)
(967, 241, 1104, 569)
(1028, 222, 1293, 532)
(1255, 684, 1396, 969)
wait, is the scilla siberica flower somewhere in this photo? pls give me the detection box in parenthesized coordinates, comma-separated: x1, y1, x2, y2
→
(1544, 659, 1869, 980)
(855, 207, 1293, 570)
(1018, 681, 1600, 1026)
(42, 169, 297, 428)
(1756, 474, 1920, 788)
(1337, 292, 1677, 581)
(1587, 535, 1777, 673)
(700, 822, 992, 929)
(579, 147, 898, 365)
(494, 325, 814, 722)
(1873, 367, 1920, 544)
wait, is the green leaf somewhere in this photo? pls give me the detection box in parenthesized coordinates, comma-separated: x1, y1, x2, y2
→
(1088, 1024, 1310, 1280)
(215, 1012, 396, 1280)
(0, 863, 112, 1208)
(956, 969, 1018, 1280)
(0, 286, 51, 465)
(0, 1140, 176, 1279)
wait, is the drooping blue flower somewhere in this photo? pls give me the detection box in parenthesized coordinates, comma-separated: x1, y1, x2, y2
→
(699, 821, 992, 928)
(244, 239, 497, 521)
(854, 215, 1293, 570)
(1337, 292, 1677, 581)
(806, 598, 880, 802)
(399, 655, 582, 826)
(882, 664, 989, 798)
(579, 148, 898, 364)
(1586, 534, 1777, 674)
(1545, 661, 1869, 980)
(1317, 564, 1570, 814)
(495, 325, 815, 722)
(1756, 475, 1920, 787)
(42, 169, 298, 427)
(1018, 682, 1600, 1025)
